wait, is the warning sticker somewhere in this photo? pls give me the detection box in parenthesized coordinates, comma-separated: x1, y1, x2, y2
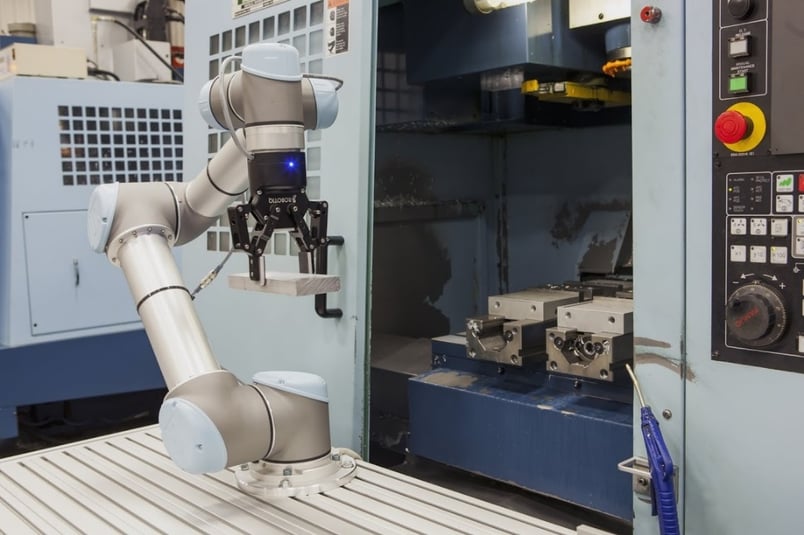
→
(325, 0, 349, 56)
(232, 0, 291, 19)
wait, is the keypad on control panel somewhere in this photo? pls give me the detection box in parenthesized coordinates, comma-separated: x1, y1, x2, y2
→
(725, 172, 804, 267)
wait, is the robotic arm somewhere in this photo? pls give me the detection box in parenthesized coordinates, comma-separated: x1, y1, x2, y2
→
(85, 44, 352, 487)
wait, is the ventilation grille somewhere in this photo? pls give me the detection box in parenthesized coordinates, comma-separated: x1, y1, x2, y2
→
(205, 0, 325, 255)
(376, 52, 424, 126)
(58, 105, 184, 186)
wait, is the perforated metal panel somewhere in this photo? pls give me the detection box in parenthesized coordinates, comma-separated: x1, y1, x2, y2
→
(57, 105, 183, 186)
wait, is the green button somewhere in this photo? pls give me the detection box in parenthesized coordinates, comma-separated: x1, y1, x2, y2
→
(729, 76, 749, 94)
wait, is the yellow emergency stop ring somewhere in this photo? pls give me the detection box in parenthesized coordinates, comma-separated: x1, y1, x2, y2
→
(724, 101, 766, 153)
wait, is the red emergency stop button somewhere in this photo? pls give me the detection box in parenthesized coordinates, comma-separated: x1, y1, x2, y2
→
(715, 110, 751, 144)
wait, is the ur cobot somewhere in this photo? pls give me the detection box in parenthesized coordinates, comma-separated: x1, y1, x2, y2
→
(86, 43, 354, 495)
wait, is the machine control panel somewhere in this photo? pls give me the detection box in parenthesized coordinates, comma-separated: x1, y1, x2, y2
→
(712, 1, 804, 372)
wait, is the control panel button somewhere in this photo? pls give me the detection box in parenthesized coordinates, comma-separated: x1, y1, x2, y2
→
(728, 74, 750, 94)
(771, 246, 788, 264)
(777, 174, 795, 193)
(730, 218, 747, 235)
(798, 174, 804, 192)
(771, 218, 789, 237)
(796, 238, 804, 257)
(796, 218, 804, 235)
(730, 245, 747, 262)
(728, 36, 751, 58)
(715, 110, 750, 144)
(727, 0, 753, 19)
(776, 195, 794, 213)
(750, 218, 767, 235)
(750, 245, 767, 263)
(799, 195, 804, 213)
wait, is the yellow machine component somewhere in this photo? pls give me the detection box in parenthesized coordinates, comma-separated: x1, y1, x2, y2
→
(723, 101, 766, 153)
(521, 80, 631, 107)
(603, 58, 632, 77)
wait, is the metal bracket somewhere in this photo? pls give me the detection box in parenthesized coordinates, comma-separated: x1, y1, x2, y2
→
(305, 200, 344, 319)
(617, 456, 679, 504)
(314, 236, 344, 319)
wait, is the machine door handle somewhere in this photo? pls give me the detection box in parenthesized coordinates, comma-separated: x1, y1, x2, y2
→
(73, 259, 80, 287)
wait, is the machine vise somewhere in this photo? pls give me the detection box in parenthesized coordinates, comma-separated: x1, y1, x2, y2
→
(465, 288, 584, 366)
(546, 296, 634, 382)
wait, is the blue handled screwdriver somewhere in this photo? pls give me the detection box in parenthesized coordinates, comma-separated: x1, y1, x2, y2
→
(625, 363, 679, 535)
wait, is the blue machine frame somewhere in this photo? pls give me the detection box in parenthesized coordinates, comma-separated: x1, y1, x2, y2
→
(0, 331, 163, 440)
(409, 336, 633, 520)
(0, 77, 180, 439)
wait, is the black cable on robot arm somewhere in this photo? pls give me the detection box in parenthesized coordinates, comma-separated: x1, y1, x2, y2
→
(89, 68, 121, 81)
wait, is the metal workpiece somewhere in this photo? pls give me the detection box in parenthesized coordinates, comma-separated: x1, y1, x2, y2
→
(162, 371, 272, 472)
(466, 315, 550, 366)
(116, 233, 220, 389)
(546, 327, 634, 382)
(0, 427, 590, 535)
(488, 289, 581, 322)
(557, 297, 634, 335)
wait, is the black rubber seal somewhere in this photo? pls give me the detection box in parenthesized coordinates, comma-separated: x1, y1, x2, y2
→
(136, 286, 191, 312)
(206, 164, 246, 197)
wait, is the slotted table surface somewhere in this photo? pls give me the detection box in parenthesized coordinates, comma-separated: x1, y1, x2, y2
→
(0, 426, 588, 534)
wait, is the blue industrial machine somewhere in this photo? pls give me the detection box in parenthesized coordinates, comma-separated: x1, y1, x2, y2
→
(0, 77, 183, 440)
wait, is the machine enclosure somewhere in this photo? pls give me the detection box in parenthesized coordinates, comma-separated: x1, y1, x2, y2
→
(0, 77, 184, 347)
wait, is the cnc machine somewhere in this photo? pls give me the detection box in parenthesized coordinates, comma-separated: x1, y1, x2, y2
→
(6, 1, 803, 534)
